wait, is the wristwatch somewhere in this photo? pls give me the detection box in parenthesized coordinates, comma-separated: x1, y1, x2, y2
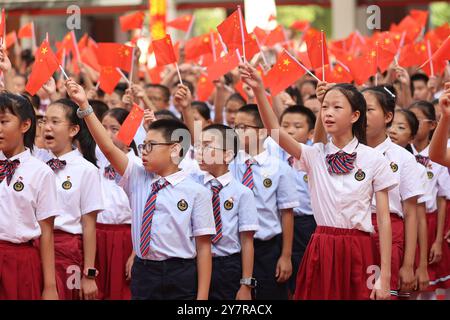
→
(76, 105, 94, 119)
(83, 268, 98, 279)
(240, 277, 257, 288)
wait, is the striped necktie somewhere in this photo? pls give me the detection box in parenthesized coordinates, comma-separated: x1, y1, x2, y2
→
(325, 151, 357, 174)
(211, 182, 224, 244)
(46, 159, 67, 172)
(242, 159, 255, 190)
(415, 155, 430, 168)
(0, 159, 20, 186)
(140, 178, 170, 257)
(104, 165, 116, 180)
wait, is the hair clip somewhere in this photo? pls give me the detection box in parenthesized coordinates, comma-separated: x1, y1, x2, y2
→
(383, 87, 396, 99)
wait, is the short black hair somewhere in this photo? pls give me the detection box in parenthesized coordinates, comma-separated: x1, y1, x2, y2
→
(89, 99, 109, 120)
(114, 83, 128, 98)
(145, 84, 171, 102)
(410, 73, 429, 95)
(172, 79, 195, 97)
(202, 124, 240, 159)
(225, 93, 246, 107)
(237, 104, 263, 128)
(192, 101, 211, 120)
(154, 109, 179, 120)
(280, 105, 316, 131)
(148, 119, 190, 159)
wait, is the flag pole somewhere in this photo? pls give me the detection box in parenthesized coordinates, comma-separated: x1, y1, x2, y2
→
(255, 35, 268, 68)
(321, 30, 325, 82)
(375, 42, 379, 86)
(116, 67, 131, 85)
(210, 31, 217, 62)
(284, 49, 321, 82)
(59, 65, 69, 80)
(426, 39, 434, 77)
(184, 15, 195, 41)
(175, 63, 183, 86)
(60, 48, 66, 80)
(128, 46, 135, 88)
(31, 21, 37, 53)
(237, 5, 246, 62)
(71, 30, 81, 64)
(1, 9, 5, 50)
(395, 31, 406, 62)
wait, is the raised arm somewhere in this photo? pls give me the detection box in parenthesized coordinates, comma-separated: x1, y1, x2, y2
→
(174, 84, 196, 144)
(65, 79, 129, 176)
(239, 62, 302, 159)
(429, 82, 450, 166)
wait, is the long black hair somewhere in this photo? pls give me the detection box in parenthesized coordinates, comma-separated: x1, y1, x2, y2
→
(324, 83, 367, 144)
(361, 85, 396, 127)
(50, 99, 98, 167)
(409, 100, 436, 140)
(0, 92, 36, 151)
(395, 109, 419, 154)
(102, 108, 139, 156)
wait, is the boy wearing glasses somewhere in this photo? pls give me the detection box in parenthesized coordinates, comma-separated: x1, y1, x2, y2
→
(175, 85, 259, 300)
(229, 104, 300, 300)
(65, 79, 216, 300)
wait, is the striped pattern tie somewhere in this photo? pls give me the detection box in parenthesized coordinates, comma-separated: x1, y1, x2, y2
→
(0, 159, 20, 186)
(242, 159, 255, 190)
(46, 159, 67, 172)
(211, 182, 224, 244)
(415, 155, 430, 168)
(287, 156, 294, 167)
(104, 165, 116, 180)
(140, 179, 170, 257)
(325, 151, 357, 174)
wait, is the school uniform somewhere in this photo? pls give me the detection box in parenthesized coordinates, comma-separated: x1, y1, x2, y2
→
(191, 171, 259, 300)
(0, 149, 59, 300)
(95, 151, 141, 300)
(118, 160, 215, 300)
(370, 137, 425, 297)
(291, 137, 397, 300)
(229, 149, 300, 300)
(40, 149, 105, 300)
(266, 138, 316, 295)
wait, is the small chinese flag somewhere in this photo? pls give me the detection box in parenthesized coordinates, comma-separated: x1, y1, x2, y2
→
(120, 11, 145, 32)
(98, 66, 122, 94)
(264, 50, 305, 96)
(184, 34, 212, 60)
(207, 49, 241, 81)
(116, 103, 145, 146)
(5, 31, 17, 49)
(265, 25, 286, 47)
(152, 34, 177, 66)
(18, 22, 33, 39)
(167, 15, 193, 32)
(217, 9, 248, 53)
(25, 40, 59, 95)
(197, 75, 215, 102)
(399, 41, 428, 67)
(97, 43, 134, 72)
(0, 9, 6, 44)
(290, 20, 310, 32)
(306, 30, 329, 70)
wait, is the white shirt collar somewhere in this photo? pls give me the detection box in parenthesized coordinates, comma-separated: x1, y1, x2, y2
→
(327, 137, 359, 154)
(374, 136, 392, 155)
(240, 150, 270, 165)
(411, 144, 429, 156)
(203, 171, 233, 187)
(155, 169, 187, 187)
(50, 148, 82, 162)
(0, 148, 32, 162)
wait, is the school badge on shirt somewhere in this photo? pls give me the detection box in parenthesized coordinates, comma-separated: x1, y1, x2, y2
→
(354, 169, 366, 181)
(390, 162, 398, 173)
(177, 199, 188, 211)
(62, 176, 72, 190)
(224, 198, 234, 210)
(263, 178, 272, 188)
(13, 176, 24, 192)
(303, 175, 308, 183)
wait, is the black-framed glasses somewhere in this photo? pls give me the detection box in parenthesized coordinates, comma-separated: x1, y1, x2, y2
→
(138, 142, 175, 153)
(234, 124, 263, 131)
(193, 145, 227, 152)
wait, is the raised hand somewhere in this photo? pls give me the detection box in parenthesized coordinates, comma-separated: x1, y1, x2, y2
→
(65, 79, 89, 109)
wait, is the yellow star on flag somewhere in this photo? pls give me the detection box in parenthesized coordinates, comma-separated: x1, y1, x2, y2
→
(283, 59, 290, 66)
(41, 47, 48, 55)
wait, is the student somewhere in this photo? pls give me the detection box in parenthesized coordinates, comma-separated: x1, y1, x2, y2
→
(40, 98, 104, 300)
(0, 92, 59, 300)
(388, 109, 432, 293)
(429, 82, 450, 167)
(411, 73, 431, 102)
(96, 108, 140, 300)
(266, 105, 317, 296)
(224, 93, 246, 128)
(175, 85, 259, 300)
(239, 62, 395, 300)
(228, 103, 300, 300)
(191, 101, 213, 129)
(64, 79, 215, 300)
(409, 100, 450, 295)
(363, 86, 425, 298)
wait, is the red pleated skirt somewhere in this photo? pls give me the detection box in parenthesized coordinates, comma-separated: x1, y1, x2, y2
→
(0, 240, 43, 300)
(371, 213, 404, 296)
(293, 226, 378, 300)
(53, 230, 83, 300)
(95, 223, 132, 300)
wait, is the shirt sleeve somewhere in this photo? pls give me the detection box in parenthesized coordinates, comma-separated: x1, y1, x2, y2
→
(237, 187, 259, 232)
(372, 152, 398, 193)
(118, 158, 149, 195)
(35, 168, 60, 221)
(80, 166, 105, 215)
(191, 185, 216, 237)
(294, 143, 322, 174)
(276, 162, 301, 210)
(399, 155, 426, 200)
(437, 167, 450, 199)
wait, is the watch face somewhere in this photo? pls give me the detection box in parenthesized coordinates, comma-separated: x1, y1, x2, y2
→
(87, 269, 97, 277)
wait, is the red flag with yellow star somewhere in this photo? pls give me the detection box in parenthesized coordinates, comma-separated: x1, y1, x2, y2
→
(18, 22, 33, 39)
(399, 41, 428, 67)
(265, 25, 286, 47)
(197, 75, 214, 101)
(97, 43, 134, 72)
(264, 50, 305, 96)
(207, 49, 241, 81)
(217, 8, 249, 55)
(184, 33, 213, 60)
(98, 66, 122, 94)
(5, 31, 17, 50)
(152, 34, 177, 66)
(167, 15, 194, 32)
(25, 40, 59, 95)
(305, 30, 329, 70)
(120, 11, 145, 32)
(117, 103, 145, 146)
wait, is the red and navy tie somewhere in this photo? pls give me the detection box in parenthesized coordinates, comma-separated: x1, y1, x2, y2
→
(211, 182, 224, 244)
(140, 179, 170, 257)
(104, 165, 116, 180)
(415, 155, 430, 168)
(242, 159, 255, 190)
(325, 151, 357, 174)
(0, 159, 20, 186)
(46, 159, 67, 172)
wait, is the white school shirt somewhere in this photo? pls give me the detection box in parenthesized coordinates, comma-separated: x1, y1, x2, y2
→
(45, 149, 105, 234)
(191, 171, 259, 257)
(417, 163, 433, 205)
(119, 161, 216, 261)
(371, 137, 425, 217)
(293, 137, 398, 233)
(97, 152, 141, 225)
(411, 145, 448, 213)
(229, 150, 301, 241)
(0, 149, 60, 243)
